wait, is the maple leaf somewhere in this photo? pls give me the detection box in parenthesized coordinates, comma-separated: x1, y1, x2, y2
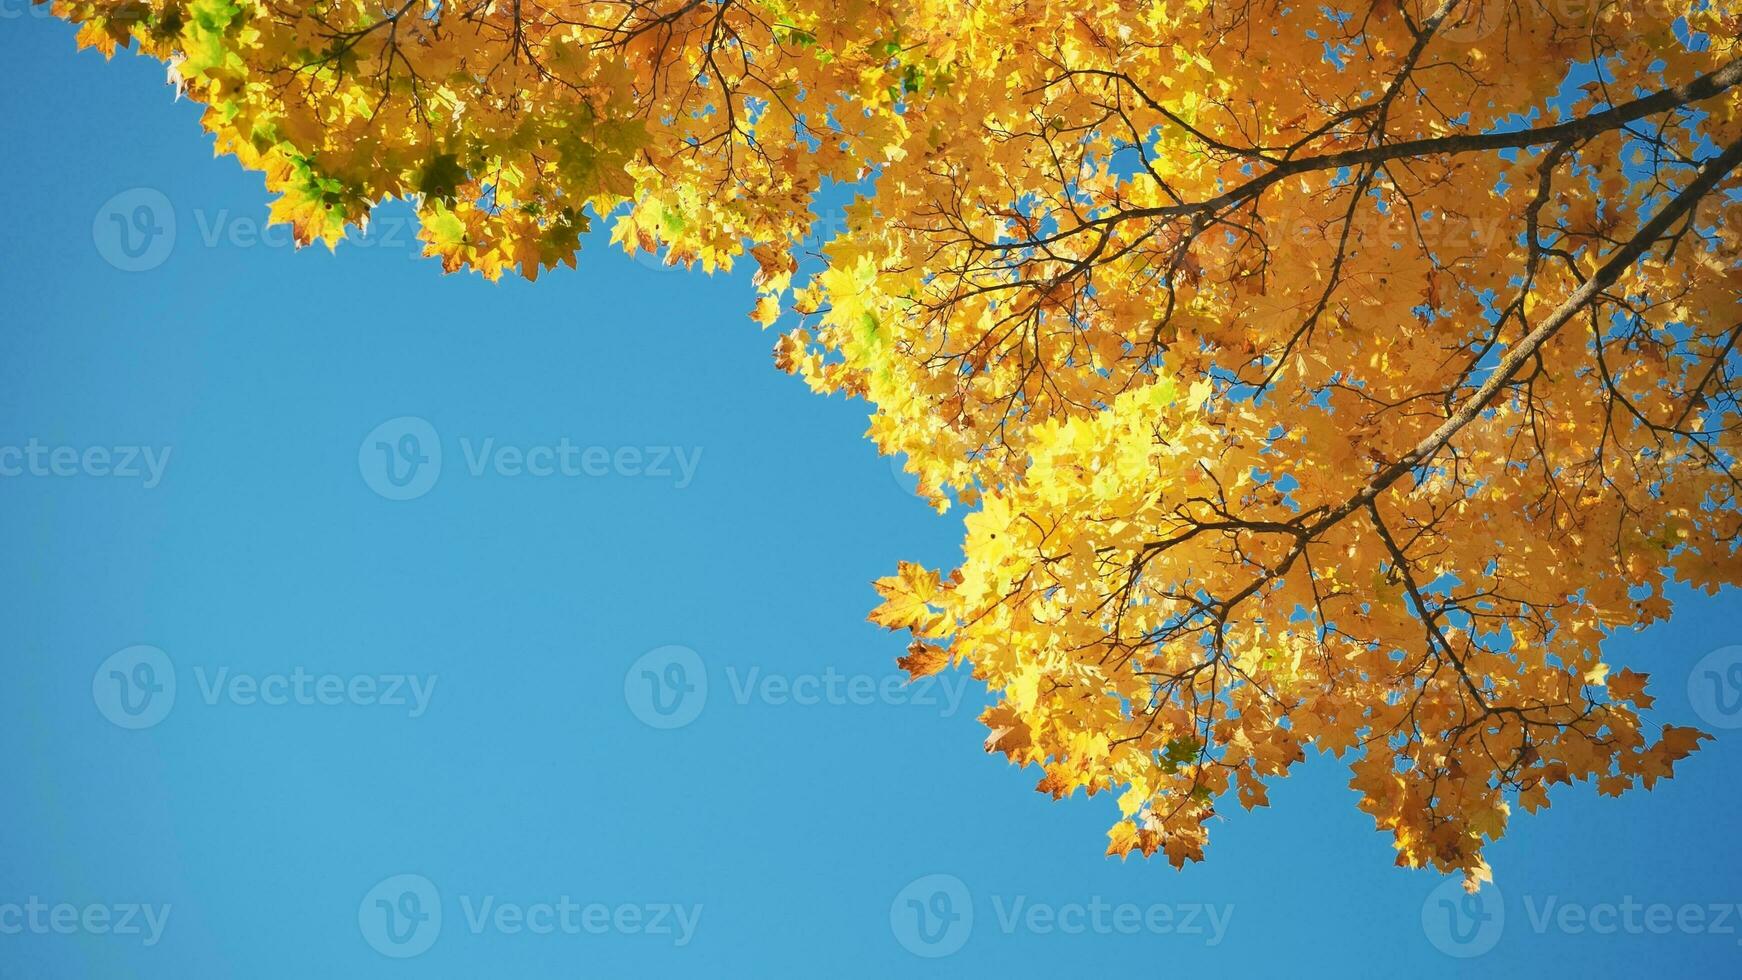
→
(868, 561, 946, 636)
(896, 641, 949, 680)
(1607, 669, 1655, 709)
(417, 154, 469, 205)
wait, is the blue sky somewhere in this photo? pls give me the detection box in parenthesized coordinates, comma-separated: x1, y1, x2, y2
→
(3, 12, 1741, 978)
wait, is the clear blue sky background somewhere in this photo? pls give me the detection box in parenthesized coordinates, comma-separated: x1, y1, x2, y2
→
(3, 14, 1741, 978)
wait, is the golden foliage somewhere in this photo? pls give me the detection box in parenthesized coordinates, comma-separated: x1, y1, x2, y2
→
(49, 0, 1742, 883)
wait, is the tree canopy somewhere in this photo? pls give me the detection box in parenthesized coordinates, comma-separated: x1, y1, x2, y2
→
(48, 0, 1742, 886)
